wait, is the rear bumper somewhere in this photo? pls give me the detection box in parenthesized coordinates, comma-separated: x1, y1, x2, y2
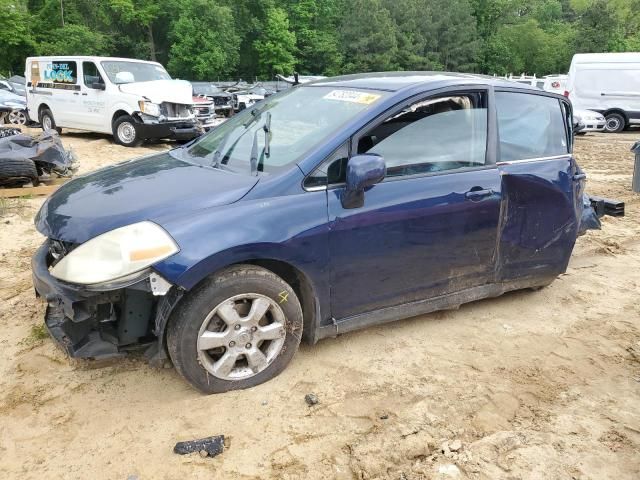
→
(135, 119, 203, 141)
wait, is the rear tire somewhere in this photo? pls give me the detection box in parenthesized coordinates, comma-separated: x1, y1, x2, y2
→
(40, 108, 62, 134)
(605, 113, 625, 133)
(167, 265, 303, 394)
(0, 158, 38, 186)
(113, 115, 142, 147)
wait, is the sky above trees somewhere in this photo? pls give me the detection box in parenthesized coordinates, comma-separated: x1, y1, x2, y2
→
(2, 0, 639, 80)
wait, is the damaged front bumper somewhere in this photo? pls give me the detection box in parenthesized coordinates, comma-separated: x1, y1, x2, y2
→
(31, 241, 180, 362)
(135, 114, 203, 141)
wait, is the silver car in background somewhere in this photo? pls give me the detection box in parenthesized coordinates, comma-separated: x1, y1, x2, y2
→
(574, 109, 606, 135)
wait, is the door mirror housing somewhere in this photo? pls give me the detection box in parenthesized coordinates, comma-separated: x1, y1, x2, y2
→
(342, 154, 386, 209)
(92, 82, 106, 90)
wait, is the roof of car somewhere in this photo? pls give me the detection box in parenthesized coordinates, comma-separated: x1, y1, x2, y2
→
(309, 71, 539, 92)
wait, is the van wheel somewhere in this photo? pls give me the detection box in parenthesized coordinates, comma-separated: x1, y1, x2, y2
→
(167, 265, 303, 394)
(113, 115, 142, 147)
(605, 113, 625, 133)
(40, 108, 62, 134)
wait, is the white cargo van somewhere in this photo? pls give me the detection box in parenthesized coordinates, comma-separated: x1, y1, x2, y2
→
(25, 56, 201, 146)
(566, 53, 640, 133)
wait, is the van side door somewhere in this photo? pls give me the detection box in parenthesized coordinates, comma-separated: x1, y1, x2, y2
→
(494, 90, 582, 282)
(75, 61, 108, 130)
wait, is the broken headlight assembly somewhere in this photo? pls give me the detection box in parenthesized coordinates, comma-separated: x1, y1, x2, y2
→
(50, 221, 179, 285)
(138, 100, 161, 117)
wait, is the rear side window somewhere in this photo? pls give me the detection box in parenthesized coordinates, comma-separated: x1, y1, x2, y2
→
(496, 92, 568, 162)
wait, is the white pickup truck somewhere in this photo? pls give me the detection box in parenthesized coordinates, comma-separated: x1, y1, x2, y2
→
(25, 56, 201, 146)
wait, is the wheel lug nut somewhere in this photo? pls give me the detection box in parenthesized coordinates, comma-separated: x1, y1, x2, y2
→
(234, 324, 241, 330)
(251, 326, 257, 332)
(229, 341, 235, 347)
(245, 343, 252, 349)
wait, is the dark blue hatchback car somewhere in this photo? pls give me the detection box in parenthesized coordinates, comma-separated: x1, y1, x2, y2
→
(32, 72, 585, 393)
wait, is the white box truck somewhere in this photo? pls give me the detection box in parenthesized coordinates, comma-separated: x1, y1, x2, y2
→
(25, 56, 201, 146)
(566, 52, 640, 133)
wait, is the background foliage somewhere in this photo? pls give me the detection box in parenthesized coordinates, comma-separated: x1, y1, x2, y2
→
(2, 0, 639, 79)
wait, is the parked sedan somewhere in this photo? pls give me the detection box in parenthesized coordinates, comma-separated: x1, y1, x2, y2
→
(574, 109, 606, 135)
(32, 73, 587, 393)
(0, 90, 28, 125)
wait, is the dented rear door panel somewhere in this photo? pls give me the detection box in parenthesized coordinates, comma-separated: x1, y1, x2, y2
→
(496, 155, 582, 281)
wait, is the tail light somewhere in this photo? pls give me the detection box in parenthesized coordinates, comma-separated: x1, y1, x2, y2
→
(563, 90, 570, 97)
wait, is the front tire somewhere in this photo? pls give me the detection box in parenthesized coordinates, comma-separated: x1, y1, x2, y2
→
(113, 115, 142, 147)
(7, 110, 27, 125)
(605, 113, 625, 133)
(167, 265, 303, 394)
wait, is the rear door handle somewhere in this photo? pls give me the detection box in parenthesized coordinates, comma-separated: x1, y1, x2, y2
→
(573, 173, 586, 181)
(465, 189, 493, 200)
(73, 92, 79, 95)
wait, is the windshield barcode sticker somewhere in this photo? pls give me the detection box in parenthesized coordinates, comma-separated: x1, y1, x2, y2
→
(324, 90, 381, 105)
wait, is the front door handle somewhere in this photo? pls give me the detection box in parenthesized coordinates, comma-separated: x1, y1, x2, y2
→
(73, 92, 79, 95)
(465, 188, 493, 200)
(573, 173, 586, 181)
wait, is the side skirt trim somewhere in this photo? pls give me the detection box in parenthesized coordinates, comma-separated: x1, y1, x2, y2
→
(315, 277, 555, 341)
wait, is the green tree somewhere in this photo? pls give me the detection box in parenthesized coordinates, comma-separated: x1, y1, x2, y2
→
(167, 0, 240, 80)
(339, 0, 398, 73)
(0, 0, 35, 75)
(287, 0, 342, 75)
(38, 24, 113, 56)
(253, 7, 297, 76)
(108, 0, 166, 60)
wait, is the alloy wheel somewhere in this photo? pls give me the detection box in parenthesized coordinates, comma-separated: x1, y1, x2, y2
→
(8, 110, 27, 125)
(197, 293, 287, 380)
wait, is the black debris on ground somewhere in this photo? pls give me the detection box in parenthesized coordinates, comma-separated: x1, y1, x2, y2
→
(173, 435, 225, 458)
(304, 393, 319, 406)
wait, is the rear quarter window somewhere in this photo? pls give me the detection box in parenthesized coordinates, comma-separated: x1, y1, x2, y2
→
(496, 92, 568, 162)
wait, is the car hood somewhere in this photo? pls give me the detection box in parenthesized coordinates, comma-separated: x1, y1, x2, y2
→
(35, 151, 259, 244)
(119, 79, 193, 105)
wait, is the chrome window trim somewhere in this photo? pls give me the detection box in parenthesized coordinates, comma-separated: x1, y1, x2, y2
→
(496, 154, 570, 166)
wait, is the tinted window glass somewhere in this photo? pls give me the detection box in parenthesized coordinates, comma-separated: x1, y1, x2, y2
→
(358, 94, 488, 177)
(496, 92, 568, 162)
(83, 62, 104, 89)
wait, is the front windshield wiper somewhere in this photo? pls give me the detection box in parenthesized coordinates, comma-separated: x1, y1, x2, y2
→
(250, 111, 271, 176)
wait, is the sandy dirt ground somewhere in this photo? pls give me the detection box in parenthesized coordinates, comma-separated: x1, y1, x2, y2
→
(0, 128, 639, 480)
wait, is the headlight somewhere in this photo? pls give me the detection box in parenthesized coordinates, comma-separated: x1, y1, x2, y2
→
(50, 221, 179, 285)
(138, 100, 161, 117)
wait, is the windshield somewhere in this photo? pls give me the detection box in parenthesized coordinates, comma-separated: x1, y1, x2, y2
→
(182, 86, 387, 174)
(193, 83, 222, 95)
(101, 61, 171, 84)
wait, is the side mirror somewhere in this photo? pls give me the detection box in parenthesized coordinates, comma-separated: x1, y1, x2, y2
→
(342, 154, 386, 209)
(92, 82, 106, 90)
